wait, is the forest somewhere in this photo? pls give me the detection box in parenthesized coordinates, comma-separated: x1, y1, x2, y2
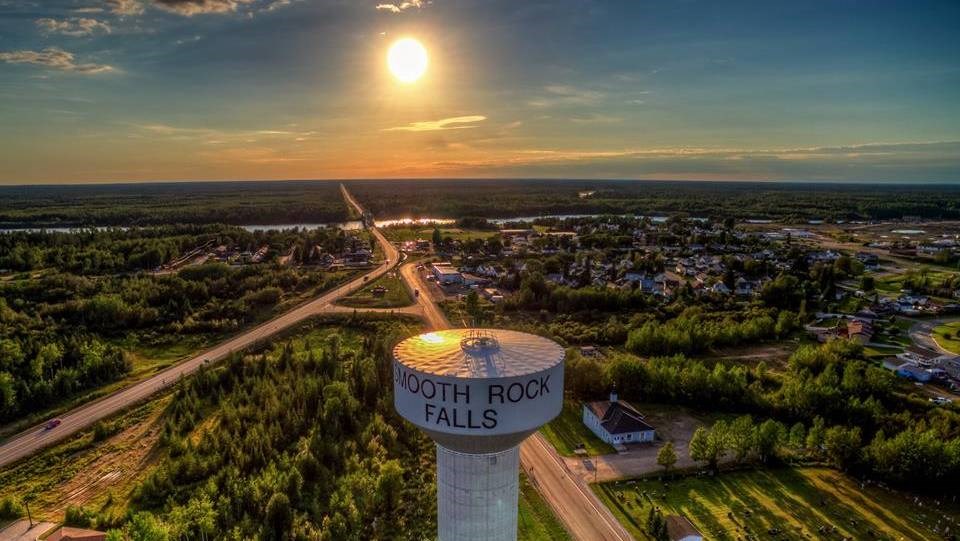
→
(564, 339, 960, 490)
(346, 179, 960, 222)
(0, 225, 358, 424)
(0, 181, 349, 227)
(60, 320, 434, 540)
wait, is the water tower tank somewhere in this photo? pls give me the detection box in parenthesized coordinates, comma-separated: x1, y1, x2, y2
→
(393, 328, 565, 541)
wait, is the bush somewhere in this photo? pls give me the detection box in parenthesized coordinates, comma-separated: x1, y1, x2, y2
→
(0, 496, 23, 520)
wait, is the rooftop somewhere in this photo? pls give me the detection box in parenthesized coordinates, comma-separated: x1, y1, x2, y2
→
(586, 399, 655, 435)
(393, 328, 564, 378)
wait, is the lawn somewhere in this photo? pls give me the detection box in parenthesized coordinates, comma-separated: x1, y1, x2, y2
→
(594, 467, 959, 541)
(518, 472, 572, 541)
(932, 321, 960, 354)
(336, 271, 413, 308)
(540, 401, 616, 457)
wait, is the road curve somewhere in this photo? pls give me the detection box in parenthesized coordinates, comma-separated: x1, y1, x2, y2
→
(0, 185, 399, 469)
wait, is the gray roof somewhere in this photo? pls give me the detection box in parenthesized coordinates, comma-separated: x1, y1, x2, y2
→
(586, 400, 655, 435)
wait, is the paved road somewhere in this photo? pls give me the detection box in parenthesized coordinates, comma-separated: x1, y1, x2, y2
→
(2, 186, 632, 541)
(398, 262, 451, 331)
(909, 316, 960, 356)
(0, 185, 399, 469)
(522, 434, 634, 541)
(0, 520, 57, 541)
(395, 257, 633, 540)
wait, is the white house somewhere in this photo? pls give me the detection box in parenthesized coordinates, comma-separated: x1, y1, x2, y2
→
(582, 391, 655, 445)
(666, 515, 703, 541)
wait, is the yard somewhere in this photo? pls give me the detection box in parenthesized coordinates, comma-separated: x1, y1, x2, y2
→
(594, 467, 959, 541)
(336, 271, 413, 308)
(932, 320, 960, 354)
(540, 401, 616, 457)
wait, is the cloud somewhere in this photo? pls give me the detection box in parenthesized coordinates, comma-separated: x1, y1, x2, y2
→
(384, 115, 487, 132)
(376, 0, 425, 13)
(529, 85, 604, 108)
(569, 114, 622, 124)
(153, 0, 254, 16)
(421, 141, 960, 181)
(107, 0, 145, 15)
(36, 17, 112, 36)
(0, 48, 115, 74)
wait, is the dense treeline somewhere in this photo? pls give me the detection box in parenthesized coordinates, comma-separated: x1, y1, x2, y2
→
(0, 181, 349, 227)
(0, 224, 350, 274)
(346, 179, 960, 222)
(0, 226, 354, 423)
(566, 340, 960, 489)
(75, 322, 434, 540)
(624, 308, 792, 356)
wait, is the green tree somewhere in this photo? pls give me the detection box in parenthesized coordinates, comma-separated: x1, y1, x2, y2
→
(689, 427, 710, 469)
(126, 512, 169, 541)
(755, 419, 785, 463)
(728, 415, 755, 463)
(265, 492, 292, 538)
(824, 426, 862, 470)
(656, 442, 678, 477)
(432, 227, 442, 247)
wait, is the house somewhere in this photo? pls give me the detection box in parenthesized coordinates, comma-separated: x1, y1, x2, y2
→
(47, 527, 108, 541)
(895, 363, 933, 382)
(665, 515, 704, 541)
(709, 282, 731, 295)
(582, 391, 655, 445)
(845, 319, 874, 343)
(431, 262, 463, 284)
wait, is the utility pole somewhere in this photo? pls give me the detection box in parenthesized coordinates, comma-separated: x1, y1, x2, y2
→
(25, 500, 33, 528)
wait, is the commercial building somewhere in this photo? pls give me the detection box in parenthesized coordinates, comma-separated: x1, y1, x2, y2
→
(431, 262, 463, 284)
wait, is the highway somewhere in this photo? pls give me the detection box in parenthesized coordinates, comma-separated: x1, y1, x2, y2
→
(0, 185, 632, 541)
(0, 185, 399, 469)
(398, 254, 633, 540)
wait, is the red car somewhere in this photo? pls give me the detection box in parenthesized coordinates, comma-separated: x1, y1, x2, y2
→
(45, 418, 62, 430)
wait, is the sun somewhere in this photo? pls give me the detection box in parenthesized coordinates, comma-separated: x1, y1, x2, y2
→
(387, 38, 428, 84)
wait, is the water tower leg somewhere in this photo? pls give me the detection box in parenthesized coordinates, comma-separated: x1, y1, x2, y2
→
(436, 444, 520, 541)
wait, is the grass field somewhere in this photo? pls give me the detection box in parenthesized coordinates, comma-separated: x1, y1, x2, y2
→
(336, 271, 413, 308)
(518, 472, 572, 540)
(595, 467, 959, 541)
(932, 321, 960, 354)
(0, 396, 168, 520)
(382, 225, 498, 243)
(876, 269, 960, 294)
(540, 401, 616, 456)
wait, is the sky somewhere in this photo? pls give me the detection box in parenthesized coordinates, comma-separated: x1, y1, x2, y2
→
(0, 0, 958, 184)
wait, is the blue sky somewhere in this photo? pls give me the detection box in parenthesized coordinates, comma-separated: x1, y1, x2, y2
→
(0, 0, 958, 183)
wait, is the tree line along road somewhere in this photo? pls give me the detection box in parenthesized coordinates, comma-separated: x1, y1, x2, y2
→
(0, 185, 633, 541)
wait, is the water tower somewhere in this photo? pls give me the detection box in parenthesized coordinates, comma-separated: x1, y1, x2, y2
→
(393, 329, 565, 541)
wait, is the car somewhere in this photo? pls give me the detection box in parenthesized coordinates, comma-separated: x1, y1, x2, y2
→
(45, 418, 62, 430)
